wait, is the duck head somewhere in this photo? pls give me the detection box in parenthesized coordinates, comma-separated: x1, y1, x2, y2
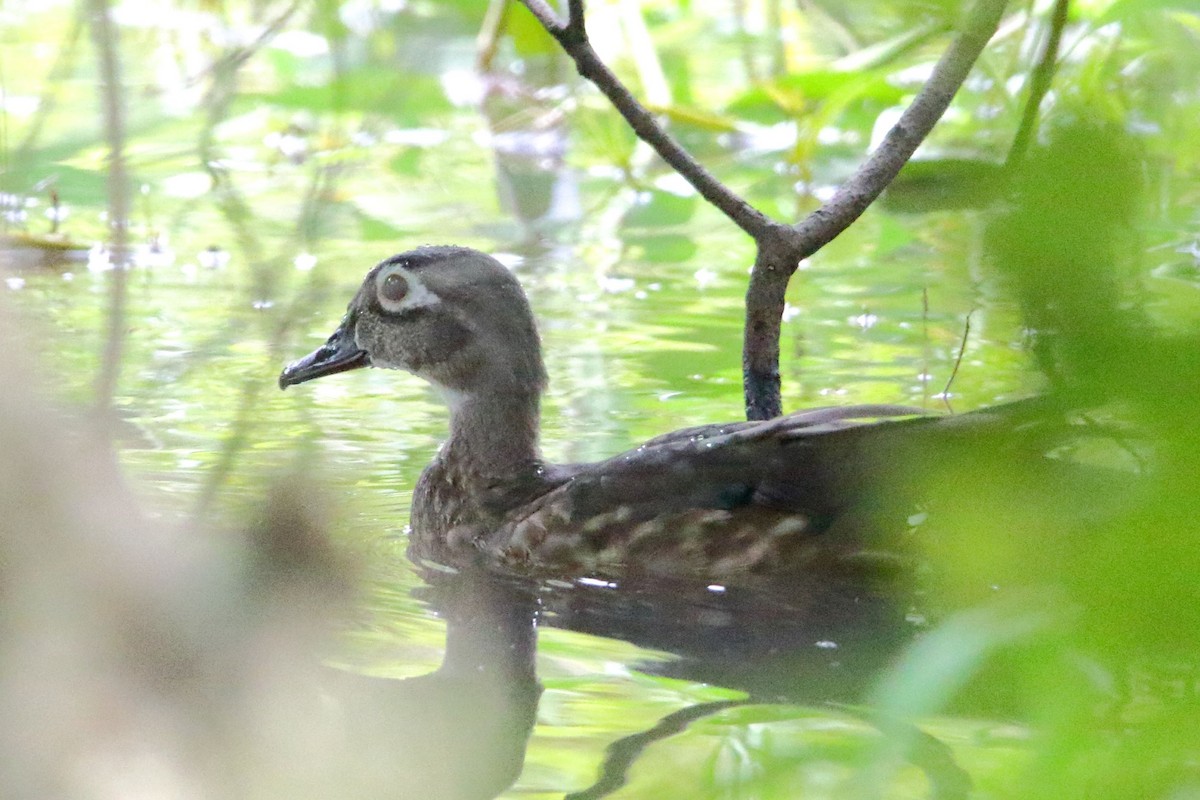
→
(279, 246, 547, 400)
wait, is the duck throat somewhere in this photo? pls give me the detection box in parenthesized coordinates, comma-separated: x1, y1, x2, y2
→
(440, 387, 543, 483)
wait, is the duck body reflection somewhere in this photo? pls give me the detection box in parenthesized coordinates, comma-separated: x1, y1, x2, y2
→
(317, 572, 542, 800)
(307, 562, 916, 799)
(380, 561, 924, 800)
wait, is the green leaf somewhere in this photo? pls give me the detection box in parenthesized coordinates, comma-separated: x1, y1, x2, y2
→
(624, 233, 700, 263)
(725, 69, 903, 126)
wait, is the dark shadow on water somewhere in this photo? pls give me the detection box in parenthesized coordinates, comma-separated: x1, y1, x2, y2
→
(385, 392, 1158, 798)
(328, 569, 542, 800)
(535, 570, 917, 704)
(394, 555, 927, 799)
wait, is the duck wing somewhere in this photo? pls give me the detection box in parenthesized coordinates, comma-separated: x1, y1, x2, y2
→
(488, 398, 1084, 578)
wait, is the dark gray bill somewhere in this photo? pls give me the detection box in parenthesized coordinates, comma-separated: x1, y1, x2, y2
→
(279, 318, 369, 389)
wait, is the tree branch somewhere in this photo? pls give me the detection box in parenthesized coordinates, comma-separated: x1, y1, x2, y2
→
(567, 0, 585, 40)
(517, 0, 564, 33)
(516, 0, 773, 239)
(743, 0, 1009, 418)
(518, 0, 1010, 420)
(788, 0, 1009, 257)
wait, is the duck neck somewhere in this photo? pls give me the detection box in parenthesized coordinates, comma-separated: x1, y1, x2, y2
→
(441, 387, 542, 481)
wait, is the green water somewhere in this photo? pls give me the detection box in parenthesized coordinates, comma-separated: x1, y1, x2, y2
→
(4, 0, 1198, 796)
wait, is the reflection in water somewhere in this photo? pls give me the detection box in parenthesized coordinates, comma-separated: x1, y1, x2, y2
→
(386, 395, 1147, 798)
(0, 320, 964, 800)
(537, 570, 915, 704)
(329, 570, 542, 800)
(3, 0, 1195, 794)
(478, 64, 580, 238)
(533, 569, 925, 797)
(399, 554, 922, 799)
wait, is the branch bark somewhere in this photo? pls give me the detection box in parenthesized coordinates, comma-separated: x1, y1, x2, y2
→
(746, 0, 1009, 418)
(517, 0, 774, 240)
(517, 0, 1009, 419)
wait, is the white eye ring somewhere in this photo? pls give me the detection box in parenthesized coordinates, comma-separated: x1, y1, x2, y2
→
(375, 265, 440, 314)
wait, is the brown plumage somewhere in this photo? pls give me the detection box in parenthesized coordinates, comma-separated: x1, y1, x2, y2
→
(279, 246, 1065, 581)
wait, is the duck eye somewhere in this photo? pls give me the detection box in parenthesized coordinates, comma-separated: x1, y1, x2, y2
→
(381, 272, 409, 304)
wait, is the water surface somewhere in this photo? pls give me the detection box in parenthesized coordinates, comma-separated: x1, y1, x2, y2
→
(3, 1, 1192, 795)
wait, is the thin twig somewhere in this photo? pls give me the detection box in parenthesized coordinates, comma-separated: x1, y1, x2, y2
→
(518, 0, 1010, 420)
(942, 310, 974, 413)
(744, 0, 1009, 419)
(732, 0, 760, 82)
(767, 0, 786, 77)
(1005, 0, 1069, 167)
(798, 0, 862, 55)
(517, 0, 773, 239)
(517, 0, 562, 31)
(184, 0, 301, 88)
(89, 0, 130, 433)
(788, 0, 1009, 257)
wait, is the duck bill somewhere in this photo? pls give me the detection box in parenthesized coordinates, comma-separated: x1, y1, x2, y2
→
(279, 319, 370, 389)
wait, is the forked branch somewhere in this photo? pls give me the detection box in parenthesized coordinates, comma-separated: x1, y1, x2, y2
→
(517, 0, 1010, 419)
(788, 0, 1008, 257)
(518, 0, 772, 239)
(746, 0, 1009, 418)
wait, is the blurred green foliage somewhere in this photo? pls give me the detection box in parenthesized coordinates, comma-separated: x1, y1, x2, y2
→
(1, 0, 1199, 797)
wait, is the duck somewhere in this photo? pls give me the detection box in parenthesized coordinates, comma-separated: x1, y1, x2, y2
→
(279, 245, 1067, 580)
